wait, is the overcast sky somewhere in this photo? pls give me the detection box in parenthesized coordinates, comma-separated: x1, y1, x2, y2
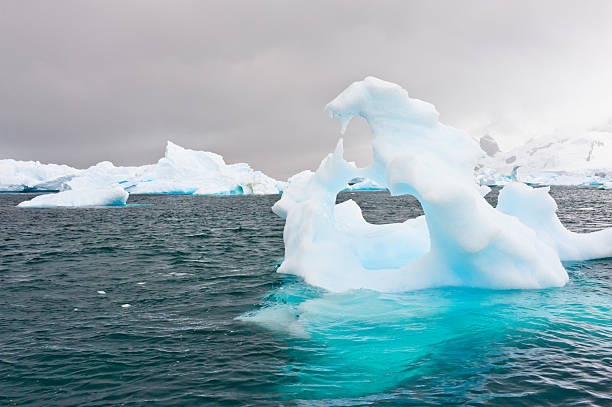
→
(1, 1, 611, 179)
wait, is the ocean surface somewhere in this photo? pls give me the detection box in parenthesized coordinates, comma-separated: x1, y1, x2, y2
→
(1, 188, 611, 406)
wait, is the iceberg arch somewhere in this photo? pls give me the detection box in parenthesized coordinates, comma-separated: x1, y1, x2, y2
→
(273, 77, 610, 293)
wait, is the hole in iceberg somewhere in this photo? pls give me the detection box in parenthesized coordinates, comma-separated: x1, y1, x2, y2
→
(336, 190, 424, 225)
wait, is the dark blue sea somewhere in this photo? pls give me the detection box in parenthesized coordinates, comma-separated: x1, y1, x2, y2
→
(1, 188, 611, 406)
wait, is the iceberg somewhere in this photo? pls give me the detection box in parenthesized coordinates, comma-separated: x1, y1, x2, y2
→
(17, 186, 129, 208)
(273, 77, 611, 293)
(128, 141, 283, 195)
(1, 141, 284, 195)
(344, 177, 387, 191)
(0, 159, 80, 192)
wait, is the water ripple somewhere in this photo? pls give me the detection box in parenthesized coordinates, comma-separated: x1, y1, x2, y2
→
(0, 189, 611, 405)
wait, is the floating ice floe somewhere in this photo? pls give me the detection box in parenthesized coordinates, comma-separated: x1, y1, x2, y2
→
(344, 177, 387, 191)
(272, 77, 612, 293)
(2, 141, 284, 195)
(17, 186, 129, 208)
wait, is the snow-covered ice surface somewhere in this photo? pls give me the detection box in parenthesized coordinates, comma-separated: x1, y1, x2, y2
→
(2, 141, 283, 195)
(17, 186, 129, 208)
(272, 77, 612, 293)
(476, 131, 612, 186)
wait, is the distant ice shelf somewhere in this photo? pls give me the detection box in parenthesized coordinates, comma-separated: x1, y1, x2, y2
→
(2, 141, 285, 196)
(475, 130, 612, 186)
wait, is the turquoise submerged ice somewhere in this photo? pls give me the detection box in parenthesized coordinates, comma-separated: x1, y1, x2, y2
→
(272, 77, 612, 292)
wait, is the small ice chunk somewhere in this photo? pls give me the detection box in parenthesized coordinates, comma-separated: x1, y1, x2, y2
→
(121, 304, 131, 308)
(97, 290, 106, 295)
(17, 186, 128, 208)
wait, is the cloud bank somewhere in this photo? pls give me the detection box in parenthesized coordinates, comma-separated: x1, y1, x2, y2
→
(1, 0, 611, 178)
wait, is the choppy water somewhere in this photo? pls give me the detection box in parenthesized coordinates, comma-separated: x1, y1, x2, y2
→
(1, 188, 611, 406)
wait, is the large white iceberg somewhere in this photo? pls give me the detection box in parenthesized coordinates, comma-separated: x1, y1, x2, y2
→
(2, 141, 284, 195)
(17, 186, 129, 208)
(129, 142, 282, 195)
(273, 77, 612, 293)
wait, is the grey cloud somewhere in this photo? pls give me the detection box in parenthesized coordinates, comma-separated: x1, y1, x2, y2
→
(1, 0, 612, 179)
